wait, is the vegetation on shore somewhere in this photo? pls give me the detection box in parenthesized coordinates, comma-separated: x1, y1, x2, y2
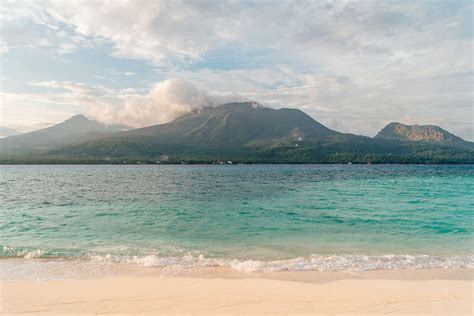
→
(1, 102, 473, 164)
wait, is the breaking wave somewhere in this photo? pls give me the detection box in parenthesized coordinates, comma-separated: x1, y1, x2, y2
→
(88, 253, 474, 272)
(2, 246, 473, 273)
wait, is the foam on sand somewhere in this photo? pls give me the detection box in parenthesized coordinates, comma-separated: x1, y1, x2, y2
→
(90, 253, 473, 272)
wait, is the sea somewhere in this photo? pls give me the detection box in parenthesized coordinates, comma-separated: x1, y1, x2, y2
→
(1, 164, 473, 279)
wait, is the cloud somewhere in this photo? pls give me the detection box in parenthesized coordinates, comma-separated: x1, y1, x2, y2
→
(0, 0, 472, 139)
(26, 79, 245, 128)
(89, 79, 207, 127)
(31, 81, 112, 96)
(0, 37, 9, 54)
(91, 79, 246, 127)
(105, 69, 137, 77)
(167, 66, 472, 138)
(25, 0, 469, 68)
(41, 0, 245, 64)
(0, 91, 80, 135)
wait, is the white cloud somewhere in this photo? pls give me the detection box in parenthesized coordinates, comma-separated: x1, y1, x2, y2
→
(0, 92, 81, 135)
(31, 80, 111, 95)
(0, 37, 9, 54)
(42, 0, 245, 64)
(167, 66, 472, 138)
(2, 71, 472, 140)
(33, 0, 471, 71)
(0, 0, 472, 139)
(107, 69, 137, 77)
(88, 79, 223, 127)
(24, 79, 245, 128)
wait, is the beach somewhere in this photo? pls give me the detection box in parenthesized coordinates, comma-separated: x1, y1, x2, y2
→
(2, 268, 472, 315)
(2, 0, 474, 312)
(2, 165, 473, 314)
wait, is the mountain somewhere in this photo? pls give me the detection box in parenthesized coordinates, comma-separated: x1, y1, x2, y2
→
(1, 103, 473, 164)
(40, 102, 345, 160)
(0, 114, 128, 153)
(375, 122, 473, 149)
(126, 102, 338, 144)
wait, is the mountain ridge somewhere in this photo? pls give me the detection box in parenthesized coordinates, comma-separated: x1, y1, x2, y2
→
(1, 102, 473, 164)
(123, 102, 339, 146)
(0, 114, 128, 152)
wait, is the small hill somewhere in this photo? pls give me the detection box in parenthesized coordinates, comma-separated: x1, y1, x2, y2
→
(375, 122, 472, 149)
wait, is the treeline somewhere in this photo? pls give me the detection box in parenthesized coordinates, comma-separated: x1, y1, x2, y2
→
(1, 152, 472, 164)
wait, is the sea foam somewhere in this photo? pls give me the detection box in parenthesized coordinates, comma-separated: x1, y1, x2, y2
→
(88, 253, 474, 272)
(3, 245, 473, 272)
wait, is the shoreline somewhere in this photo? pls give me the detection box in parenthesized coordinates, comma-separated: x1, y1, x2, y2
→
(1, 257, 472, 281)
(2, 258, 473, 282)
(2, 269, 473, 315)
(2, 163, 474, 166)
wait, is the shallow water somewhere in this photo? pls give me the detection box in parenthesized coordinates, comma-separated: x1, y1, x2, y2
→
(1, 165, 473, 275)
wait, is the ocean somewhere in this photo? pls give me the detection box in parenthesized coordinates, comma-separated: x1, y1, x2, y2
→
(1, 164, 473, 278)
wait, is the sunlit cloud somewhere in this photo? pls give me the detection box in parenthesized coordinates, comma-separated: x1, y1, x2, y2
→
(0, 0, 472, 140)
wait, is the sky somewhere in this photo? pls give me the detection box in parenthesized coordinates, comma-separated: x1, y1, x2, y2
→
(0, 0, 472, 140)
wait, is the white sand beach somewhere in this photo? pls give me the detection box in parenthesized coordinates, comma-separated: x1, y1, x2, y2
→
(2, 268, 472, 315)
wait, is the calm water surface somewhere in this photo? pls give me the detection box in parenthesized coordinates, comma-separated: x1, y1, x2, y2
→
(1, 165, 473, 274)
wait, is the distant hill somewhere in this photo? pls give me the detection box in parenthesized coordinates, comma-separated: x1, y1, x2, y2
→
(1, 103, 473, 164)
(375, 122, 473, 149)
(0, 115, 128, 153)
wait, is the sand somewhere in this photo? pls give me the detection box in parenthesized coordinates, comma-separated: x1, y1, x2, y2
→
(1, 268, 473, 315)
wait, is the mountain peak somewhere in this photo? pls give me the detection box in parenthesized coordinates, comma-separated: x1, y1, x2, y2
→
(65, 114, 90, 123)
(129, 101, 338, 146)
(0, 113, 122, 153)
(375, 122, 465, 143)
(194, 102, 265, 113)
(3, 104, 473, 163)
(220, 101, 264, 109)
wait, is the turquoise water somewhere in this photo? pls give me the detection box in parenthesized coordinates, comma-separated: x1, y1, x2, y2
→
(1, 165, 473, 273)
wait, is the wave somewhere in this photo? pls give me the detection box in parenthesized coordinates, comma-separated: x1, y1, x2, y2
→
(1, 246, 47, 259)
(86, 253, 474, 272)
(2, 246, 473, 272)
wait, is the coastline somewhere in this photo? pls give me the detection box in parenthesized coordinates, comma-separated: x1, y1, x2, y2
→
(2, 268, 473, 315)
(2, 164, 473, 314)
